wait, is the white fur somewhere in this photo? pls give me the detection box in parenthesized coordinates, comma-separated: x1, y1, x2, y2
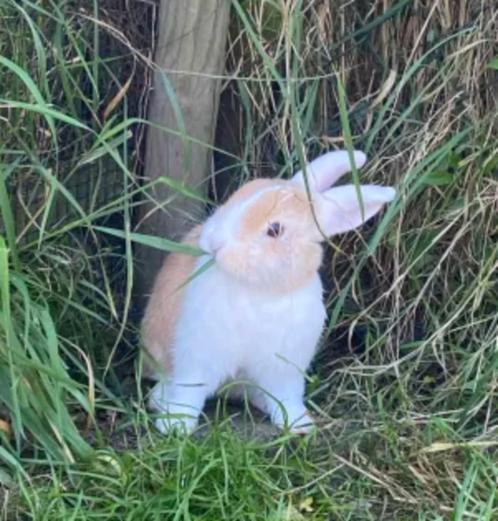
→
(150, 259, 325, 434)
(318, 184, 396, 235)
(292, 150, 367, 192)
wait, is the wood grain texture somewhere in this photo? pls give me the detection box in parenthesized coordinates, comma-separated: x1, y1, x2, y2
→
(137, 1, 230, 298)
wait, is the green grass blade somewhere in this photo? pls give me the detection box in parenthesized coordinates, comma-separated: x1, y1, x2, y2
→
(94, 226, 206, 256)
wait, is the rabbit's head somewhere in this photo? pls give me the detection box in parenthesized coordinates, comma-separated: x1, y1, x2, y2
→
(199, 151, 395, 292)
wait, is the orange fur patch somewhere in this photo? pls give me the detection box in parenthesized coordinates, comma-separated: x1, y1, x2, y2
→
(239, 186, 309, 237)
(218, 185, 323, 293)
(141, 225, 201, 376)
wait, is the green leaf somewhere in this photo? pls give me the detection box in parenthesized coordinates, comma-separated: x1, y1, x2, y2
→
(94, 226, 207, 256)
(0, 447, 27, 480)
(0, 163, 20, 271)
(0, 99, 90, 130)
(174, 258, 215, 292)
(0, 56, 56, 139)
(78, 131, 133, 166)
(421, 171, 454, 186)
(336, 75, 364, 217)
(487, 57, 498, 70)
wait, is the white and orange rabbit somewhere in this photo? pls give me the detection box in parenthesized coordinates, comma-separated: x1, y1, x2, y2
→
(142, 150, 395, 434)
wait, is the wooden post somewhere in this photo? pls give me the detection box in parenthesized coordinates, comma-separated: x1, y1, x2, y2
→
(136, 1, 230, 299)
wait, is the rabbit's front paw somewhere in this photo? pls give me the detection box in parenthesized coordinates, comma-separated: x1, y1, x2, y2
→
(154, 415, 198, 436)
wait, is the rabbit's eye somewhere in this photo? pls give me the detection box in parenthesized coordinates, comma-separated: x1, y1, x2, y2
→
(267, 222, 284, 238)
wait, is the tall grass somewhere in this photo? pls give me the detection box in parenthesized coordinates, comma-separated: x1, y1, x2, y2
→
(1, 0, 497, 519)
(0, 0, 209, 477)
(0, 0, 150, 469)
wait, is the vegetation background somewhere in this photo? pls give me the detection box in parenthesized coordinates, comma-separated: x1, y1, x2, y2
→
(0, 0, 497, 519)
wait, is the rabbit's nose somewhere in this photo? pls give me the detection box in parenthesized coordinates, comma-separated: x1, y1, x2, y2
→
(207, 234, 226, 255)
(199, 228, 226, 255)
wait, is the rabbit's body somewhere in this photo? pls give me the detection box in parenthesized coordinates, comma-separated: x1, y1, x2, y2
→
(173, 257, 325, 385)
(143, 150, 395, 434)
(145, 231, 326, 434)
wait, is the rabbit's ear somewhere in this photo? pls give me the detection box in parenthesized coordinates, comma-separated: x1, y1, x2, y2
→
(318, 184, 395, 236)
(292, 150, 367, 193)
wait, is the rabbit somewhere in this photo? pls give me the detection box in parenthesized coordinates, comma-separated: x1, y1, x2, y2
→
(142, 150, 396, 435)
